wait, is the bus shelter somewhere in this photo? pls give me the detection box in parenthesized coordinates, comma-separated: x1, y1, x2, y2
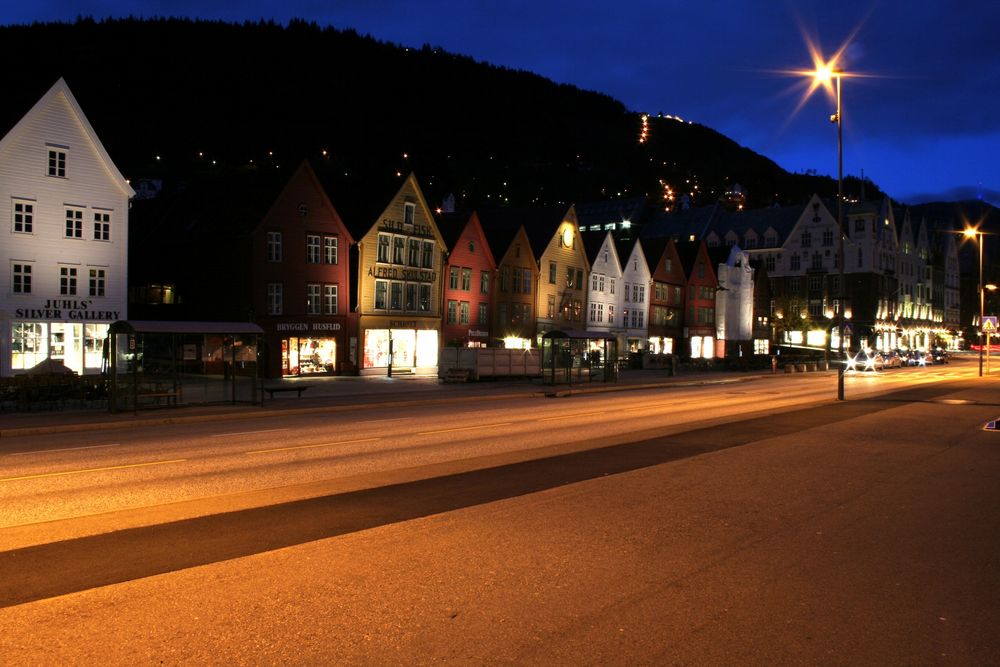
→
(108, 320, 263, 412)
(541, 329, 618, 385)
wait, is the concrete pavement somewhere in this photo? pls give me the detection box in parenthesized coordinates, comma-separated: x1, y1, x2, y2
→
(0, 366, 785, 438)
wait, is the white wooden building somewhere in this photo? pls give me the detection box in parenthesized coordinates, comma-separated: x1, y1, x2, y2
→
(0, 78, 133, 376)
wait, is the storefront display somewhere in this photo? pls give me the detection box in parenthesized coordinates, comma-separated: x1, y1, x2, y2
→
(281, 336, 337, 376)
(362, 328, 438, 371)
(10, 321, 108, 374)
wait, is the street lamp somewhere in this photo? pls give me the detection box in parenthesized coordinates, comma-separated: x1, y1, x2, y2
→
(964, 227, 985, 376)
(808, 61, 847, 400)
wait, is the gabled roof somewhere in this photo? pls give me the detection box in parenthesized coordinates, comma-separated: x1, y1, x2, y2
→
(0, 77, 134, 197)
(582, 230, 610, 265)
(615, 237, 640, 269)
(638, 237, 669, 270)
(477, 205, 570, 260)
(436, 212, 473, 253)
(674, 240, 713, 281)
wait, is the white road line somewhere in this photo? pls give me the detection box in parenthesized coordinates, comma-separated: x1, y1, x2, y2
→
(246, 437, 380, 455)
(537, 411, 606, 422)
(0, 458, 187, 483)
(212, 428, 288, 437)
(418, 422, 512, 435)
(7, 443, 121, 456)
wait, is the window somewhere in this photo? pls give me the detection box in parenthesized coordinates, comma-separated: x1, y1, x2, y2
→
(854, 218, 865, 233)
(390, 282, 402, 310)
(65, 208, 83, 238)
(512, 267, 523, 293)
(633, 284, 644, 303)
(789, 277, 801, 292)
(664, 258, 672, 272)
(608, 305, 614, 323)
(823, 230, 833, 247)
(306, 235, 321, 263)
(598, 275, 605, 292)
(377, 234, 391, 263)
(808, 276, 823, 291)
(375, 280, 388, 309)
(549, 261, 557, 284)
(267, 283, 283, 315)
(12, 263, 32, 293)
(480, 270, 490, 294)
(461, 268, 472, 291)
(449, 267, 460, 290)
(324, 285, 338, 314)
(597, 303, 604, 322)
(422, 241, 435, 268)
(610, 279, 615, 295)
(48, 149, 66, 177)
(811, 253, 823, 270)
(13, 200, 33, 233)
(324, 236, 338, 264)
(857, 248, 863, 268)
(395, 283, 410, 310)
(447, 300, 458, 324)
(478, 303, 488, 325)
(500, 267, 510, 292)
(392, 236, 405, 264)
(590, 302, 598, 322)
(576, 269, 583, 290)
(790, 253, 801, 271)
(754, 339, 769, 355)
(800, 232, 811, 248)
(697, 262, 705, 278)
(408, 239, 420, 266)
(404, 202, 415, 225)
(267, 231, 282, 262)
(566, 267, 575, 288)
(93, 211, 111, 241)
(60, 266, 78, 295)
(592, 274, 599, 291)
(765, 255, 776, 272)
(547, 295, 555, 319)
(89, 267, 106, 297)
(460, 301, 470, 325)
(419, 284, 431, 312)
(307, 284, 321, 314)
(765, 234, 777, 248)
(523, 270, 532, 294)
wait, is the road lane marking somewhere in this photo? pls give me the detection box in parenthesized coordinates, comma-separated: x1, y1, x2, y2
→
(537, 412, 605, 422)
(246, 437, 380, 455)
(356, 417, 408, 425)
(0, 459, 187, 483)
(417, 422, 512, 435)
(7, 443, 121, 456)
(212, 428, 288, 437)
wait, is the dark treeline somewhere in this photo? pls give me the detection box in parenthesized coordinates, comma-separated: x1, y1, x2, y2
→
(0, 17, 880, 210)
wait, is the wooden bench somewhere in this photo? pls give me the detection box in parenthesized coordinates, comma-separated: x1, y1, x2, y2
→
(264, 385, 311, 399)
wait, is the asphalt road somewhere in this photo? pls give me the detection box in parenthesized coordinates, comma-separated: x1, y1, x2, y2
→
(1, 362, 997, 664)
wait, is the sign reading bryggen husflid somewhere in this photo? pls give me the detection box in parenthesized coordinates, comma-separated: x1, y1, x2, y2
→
(356, 174, 445, 375)
(0, 79, 134, 376)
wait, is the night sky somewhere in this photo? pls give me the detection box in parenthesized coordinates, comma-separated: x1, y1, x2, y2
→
(4, 1, 999, 206)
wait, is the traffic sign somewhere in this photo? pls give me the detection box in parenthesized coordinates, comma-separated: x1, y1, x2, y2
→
(983, 316, 998, 334)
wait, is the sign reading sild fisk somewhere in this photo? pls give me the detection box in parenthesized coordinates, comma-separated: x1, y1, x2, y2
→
(14, 299, 120, 321)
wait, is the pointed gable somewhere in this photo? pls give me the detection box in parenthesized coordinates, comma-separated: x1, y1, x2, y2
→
(0, 78, 133, 198)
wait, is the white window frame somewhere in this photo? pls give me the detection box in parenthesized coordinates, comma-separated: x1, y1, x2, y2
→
(324, 284, 338, 315)
(59, 265, 78, 296)
(306, 235, 321, 264)
(12, 262, 32, 294)
(12, 199, 34, 234)
(267, 282, 283, 315)
(93, 210, 111, 241)
(324, 236, 338, 264)
(306, 283, 321, 315)
(89, 267, 107, 297)
(47, 147, 67, 178)
(65, 207, 84, 238)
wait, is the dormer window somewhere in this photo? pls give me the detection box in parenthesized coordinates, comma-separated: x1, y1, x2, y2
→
(47, 146, 67, 177)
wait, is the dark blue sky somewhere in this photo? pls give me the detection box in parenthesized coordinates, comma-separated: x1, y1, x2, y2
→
(5, 1, 999, 205)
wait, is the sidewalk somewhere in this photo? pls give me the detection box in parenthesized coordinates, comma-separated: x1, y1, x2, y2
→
(0, 367, 780, 438)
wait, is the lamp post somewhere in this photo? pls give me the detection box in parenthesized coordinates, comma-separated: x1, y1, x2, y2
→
(964, 227, 984, 376)
(810, 63, 847, 400)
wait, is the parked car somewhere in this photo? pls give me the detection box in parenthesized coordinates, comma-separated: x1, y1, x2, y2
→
(931, 348, 949, 364)
(882, 351, 903, 368)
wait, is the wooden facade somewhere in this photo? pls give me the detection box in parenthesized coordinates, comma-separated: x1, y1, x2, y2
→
(440, 212, 496, 348)
(535, 207, 589, 339)
(355, 174, 446, 375)
(253, 161, 355, 377)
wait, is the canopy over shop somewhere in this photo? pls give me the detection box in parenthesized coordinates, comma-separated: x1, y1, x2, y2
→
(107, 320, 263, 412)
(541, 329, 617, 384)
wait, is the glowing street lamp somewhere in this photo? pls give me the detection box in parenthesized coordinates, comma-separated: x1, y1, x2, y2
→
(964, 227, 986, 376)
(803, 55, 847, 400)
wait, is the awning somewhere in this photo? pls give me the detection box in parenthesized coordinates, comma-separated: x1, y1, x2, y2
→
(109, 320, 264, 335)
